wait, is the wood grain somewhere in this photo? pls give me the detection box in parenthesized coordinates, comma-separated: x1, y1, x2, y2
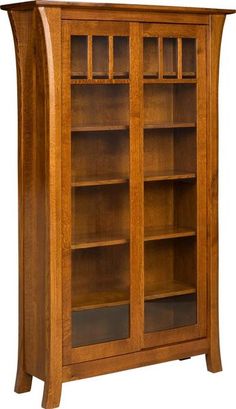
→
(129, 21, 144, 351)
(2, 3, 232, 407)
(205, 14, 225, 374)
(177, 38, 182, 79)
(72, 281, 196, 312)
(108, 36, 113, 79)
(63, 338, 209, 382)
(9, 8, 34, 394)
(1, 1, 235, 15)
(37, 6, 63, 408)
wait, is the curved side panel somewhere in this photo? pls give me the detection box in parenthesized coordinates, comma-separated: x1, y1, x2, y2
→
(8, 4, 62, 405)
(9, 8, 35, 393)
(36, 6, 62, 409)
(206, 14, 226, 373)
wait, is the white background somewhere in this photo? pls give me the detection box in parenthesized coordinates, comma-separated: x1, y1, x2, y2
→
(0, 0, 235, 408)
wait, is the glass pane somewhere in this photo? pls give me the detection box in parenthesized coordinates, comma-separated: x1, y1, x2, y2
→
(182, 38, 196, 78)
(143, 37, 158, 78)
(145, 294, 197, 333)
(71, 36, 87, 78)
(143, 81, 197, 333)
(93, 36, 109, 78)
(72, 305, 129, 347)
(114, 36, 129, 78)
(163, 38, 177, 78)
(70, 33, 130, 347)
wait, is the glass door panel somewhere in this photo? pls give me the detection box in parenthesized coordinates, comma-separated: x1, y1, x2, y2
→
(71, 33, 130, 348)
(163, 38, 177, 78)
(143, 37, 159, 78)
(142, 25, 206, 345)
(182, 38, 196, 78)
(62, 21, 141, 363)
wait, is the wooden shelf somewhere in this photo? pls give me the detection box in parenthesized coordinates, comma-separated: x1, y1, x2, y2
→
(71, 71, 129, 83)
(144, 170, 196, 182)
(72, 289, 129, 311)
(144, 226, 196, 242)
(183, 72, 196, 77)
(144, 71, 177, 77)
(72, 232, 129, 250)
(145, 280, 196, 301)
(72, 226, 195, 250)
(143, 71, 196, 78)
(71, 122, 195, 132)
(71, 170, 196, 187)
(71, 78, 129, 85)
(72, 71, 129, 77)
(72, 280, 196, 311)
(144, 122, 196, 129)
(144, 78, 196, 84)
(71, 124, 129, 132)
(72, 174, 129, 187)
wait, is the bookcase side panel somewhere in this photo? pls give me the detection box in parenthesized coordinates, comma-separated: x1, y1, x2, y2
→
(206, 13, 226, 374)
(9, 8, 47, 383)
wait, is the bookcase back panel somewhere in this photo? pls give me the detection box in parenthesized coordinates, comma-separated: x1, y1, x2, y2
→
(72, 84, 129, 127)
(72, 184, 129, 242)
(144, 180, 196, 232)
(144, 128, 196, 175)
(144, 84, 196, 125)
(71, 130, 129, 182)
(72, 245, 130, 295)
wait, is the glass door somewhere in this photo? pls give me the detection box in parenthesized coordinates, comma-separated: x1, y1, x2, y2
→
(62, 21, 142, 364)
(142, 24, 207, 348)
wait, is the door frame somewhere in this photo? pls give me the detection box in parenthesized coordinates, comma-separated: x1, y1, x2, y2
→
(141, 23, 207, 349)
(61, 20, 143, 365)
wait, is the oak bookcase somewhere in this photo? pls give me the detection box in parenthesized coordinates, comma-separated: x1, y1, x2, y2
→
(1, 1, 234, 408)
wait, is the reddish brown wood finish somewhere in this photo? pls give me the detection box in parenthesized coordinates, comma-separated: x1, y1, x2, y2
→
(7, 4, 63, 409)
(9, 7, 35, 395)
(1, 2, 233, 408)
(205, 14, 226, 374)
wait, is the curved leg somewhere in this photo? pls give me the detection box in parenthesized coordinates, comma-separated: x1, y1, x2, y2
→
(206, 342, 222, 373)
(14, 346, 32, 393)
(42, 379, 62, 409)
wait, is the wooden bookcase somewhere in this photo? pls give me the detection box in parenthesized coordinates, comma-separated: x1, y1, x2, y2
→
(1, 2, 234, 408)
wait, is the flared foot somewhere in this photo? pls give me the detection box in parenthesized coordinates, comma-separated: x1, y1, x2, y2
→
(42, 379, 62, 409)
(206, 345, 222, 373)
(14, 366, 32, 394)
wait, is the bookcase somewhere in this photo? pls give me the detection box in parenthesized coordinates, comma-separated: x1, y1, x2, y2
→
(1, 1, 234, 408)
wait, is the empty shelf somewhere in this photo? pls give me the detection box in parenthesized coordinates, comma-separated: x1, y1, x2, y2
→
(145, 281, 196, 301)
(72, 290, 129, 311)
(71, 71, 129, 78)
(72, 174, 129, 187)
(71, 122, 195, 132)
(72, 170, 195, 187)
(144, 226, 196, 242)
(72, 232, 129, 250)
(144, 122, 196, 129)
(72, 281, 196, 311)
(144, 170, 196, 182)
(72, 124, 129, 132)
(72, 226, 195, 250)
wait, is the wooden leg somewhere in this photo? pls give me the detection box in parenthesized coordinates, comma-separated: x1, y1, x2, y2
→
(206, 341, 222, 373)
(14, 348, 32, 393)
(42, 379, 62, 409)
